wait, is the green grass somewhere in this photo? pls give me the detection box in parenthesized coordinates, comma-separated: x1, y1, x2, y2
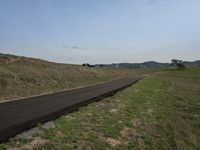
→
(2, 67, 200, 150)
(0, 54, 161, 102)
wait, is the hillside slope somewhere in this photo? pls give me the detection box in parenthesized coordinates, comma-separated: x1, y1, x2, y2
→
(0, 53, 155, 102)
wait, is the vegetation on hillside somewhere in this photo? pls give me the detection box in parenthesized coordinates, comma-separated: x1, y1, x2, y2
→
(171, 59, 186, 70)
(0, 54, 159, 102)
(1, 67, 200, 149)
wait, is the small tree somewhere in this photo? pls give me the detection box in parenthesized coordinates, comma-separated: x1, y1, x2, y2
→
(171, 59, 185, 70)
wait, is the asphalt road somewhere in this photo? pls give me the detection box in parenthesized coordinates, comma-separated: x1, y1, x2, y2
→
(0, 77, 141, 143)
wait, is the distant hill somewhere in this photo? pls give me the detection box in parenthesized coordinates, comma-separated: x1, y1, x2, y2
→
(95, 60, 200, 68)
(183, 60, 200, 67)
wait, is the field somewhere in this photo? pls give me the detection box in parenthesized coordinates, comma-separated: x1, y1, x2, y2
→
(1, 67, 200, 150)
(0, 54, 160, 102)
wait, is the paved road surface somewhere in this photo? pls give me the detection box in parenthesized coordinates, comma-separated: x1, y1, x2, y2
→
(0, 77, 141, 143)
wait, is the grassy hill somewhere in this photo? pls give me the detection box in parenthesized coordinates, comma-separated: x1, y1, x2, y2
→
(0, 53, 159, 102)
(1, 67, 200, 149)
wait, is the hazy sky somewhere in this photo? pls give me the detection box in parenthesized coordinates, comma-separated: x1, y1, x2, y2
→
(0, 0, 200, 64)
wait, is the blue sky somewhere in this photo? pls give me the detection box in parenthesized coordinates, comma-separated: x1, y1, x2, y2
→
(0, 0, 200, 64)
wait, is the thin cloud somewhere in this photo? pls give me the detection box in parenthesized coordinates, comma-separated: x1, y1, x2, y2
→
(61, 45, 132, 50)
(62, 45, 85, 49)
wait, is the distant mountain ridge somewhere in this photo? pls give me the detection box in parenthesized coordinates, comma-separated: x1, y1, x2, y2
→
(1, 53, 199, 68)
(95, 60, 200, 68)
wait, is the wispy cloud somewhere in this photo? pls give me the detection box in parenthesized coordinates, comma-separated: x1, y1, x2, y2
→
(61, 45, 133, 51)
(62, 45, 85, 49)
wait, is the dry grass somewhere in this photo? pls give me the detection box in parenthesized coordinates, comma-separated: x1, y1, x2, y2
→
(0, 54, 160, 102)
